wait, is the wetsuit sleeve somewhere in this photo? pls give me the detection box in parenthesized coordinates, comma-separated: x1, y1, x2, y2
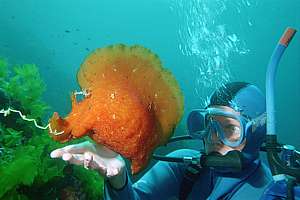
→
(104, 149, 198, 200)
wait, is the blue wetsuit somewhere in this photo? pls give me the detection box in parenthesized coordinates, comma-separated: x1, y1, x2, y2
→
(260, 180, 300, 200)
(104, 149, 272, 200)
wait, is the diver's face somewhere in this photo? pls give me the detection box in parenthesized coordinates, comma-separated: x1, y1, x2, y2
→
(204, 106, 246, 155)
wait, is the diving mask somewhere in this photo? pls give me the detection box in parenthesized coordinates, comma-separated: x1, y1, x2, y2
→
(187, 108, 252, 147)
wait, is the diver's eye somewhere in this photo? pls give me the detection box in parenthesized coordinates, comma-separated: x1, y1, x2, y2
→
(224, 125, 241, 135)
(230, 125, 240, 132)
(222, 125, 241, 142)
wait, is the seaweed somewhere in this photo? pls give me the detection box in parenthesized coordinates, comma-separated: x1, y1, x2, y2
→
(3, 63, 49, 119)
(0, 57, 67, 199)
(0, 57, 104, 199)
(1, 128, 23, 148)
(73, 165, 104, 200)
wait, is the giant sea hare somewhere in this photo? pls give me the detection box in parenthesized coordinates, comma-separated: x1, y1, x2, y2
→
(49, 44, 184, 174)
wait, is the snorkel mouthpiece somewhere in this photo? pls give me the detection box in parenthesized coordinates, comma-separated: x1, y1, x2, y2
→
(200, 150, 243, 172)
(153, 147, 244, 172)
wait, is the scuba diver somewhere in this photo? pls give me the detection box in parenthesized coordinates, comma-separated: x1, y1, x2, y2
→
(50, 81, 272, 200)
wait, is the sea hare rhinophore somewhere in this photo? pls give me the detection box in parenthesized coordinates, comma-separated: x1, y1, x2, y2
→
(49, 44, 184, 174)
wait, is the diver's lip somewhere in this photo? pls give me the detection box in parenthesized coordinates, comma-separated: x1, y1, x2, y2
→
(206, 142, 223, 147)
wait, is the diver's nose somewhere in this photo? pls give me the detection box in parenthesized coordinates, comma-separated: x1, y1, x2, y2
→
(210, 131, 222, 144)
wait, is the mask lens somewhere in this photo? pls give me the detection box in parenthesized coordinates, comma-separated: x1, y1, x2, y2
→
(222, 123, 242, 142)
(208, 114, 243, 146)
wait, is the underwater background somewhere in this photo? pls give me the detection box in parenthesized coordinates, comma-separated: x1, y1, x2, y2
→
(0, 0, 299, 199)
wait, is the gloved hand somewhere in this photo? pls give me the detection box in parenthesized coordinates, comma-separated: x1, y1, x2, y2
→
(50, 141, 127, 189)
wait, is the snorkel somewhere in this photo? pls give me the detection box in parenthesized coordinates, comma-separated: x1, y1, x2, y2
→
(265, 27, 300, 199)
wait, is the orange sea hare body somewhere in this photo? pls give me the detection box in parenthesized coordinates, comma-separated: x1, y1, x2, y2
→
(49, 44, 184, 174)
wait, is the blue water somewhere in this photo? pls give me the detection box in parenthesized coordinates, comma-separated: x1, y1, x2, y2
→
(0, 0, 299, 198)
